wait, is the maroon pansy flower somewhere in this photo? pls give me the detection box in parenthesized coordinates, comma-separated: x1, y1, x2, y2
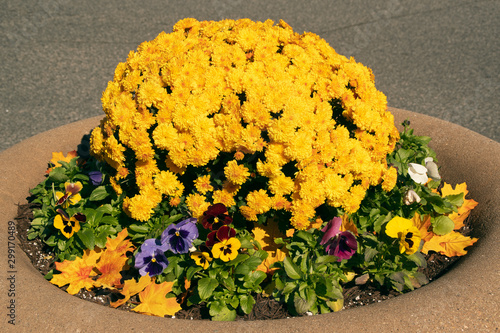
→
(201, 203, 233, 230)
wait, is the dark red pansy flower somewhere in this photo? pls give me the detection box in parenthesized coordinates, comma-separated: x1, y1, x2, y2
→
(201, 203, 232, 230)
(205, 225, 236, 248)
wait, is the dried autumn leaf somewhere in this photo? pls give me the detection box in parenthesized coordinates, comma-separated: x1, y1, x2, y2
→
(50, 249, 101, 295)
(438, 232, 478, 257)
(252, 220, 286, 250)
(440, 182, 478, 229)
(48, 150, 78, 171)
(105, 228, 134, 255)
(340, 214, 358, 236)
(413, 213, 433, 242)
(421, 234, 446, 255)
(256, 248, 287, 274)
(132, 281, 182, 317)
(94, 249, 129, 289)
(252, 221, 288, 273)
(110, 275, 153, 308)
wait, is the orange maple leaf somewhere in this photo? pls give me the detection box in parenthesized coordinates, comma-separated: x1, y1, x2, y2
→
(132, 281, 182, 317)
(437, 232, 478, 257)
(105, 229, 134, 255)
(440, 182, 478, 229)
(94, 249, 129, 289)
(50, 249, 101, 295)
(110, 275, 153, 308)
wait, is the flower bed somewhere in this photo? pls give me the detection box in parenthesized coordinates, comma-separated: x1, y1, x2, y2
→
(21, 19, 478, 321)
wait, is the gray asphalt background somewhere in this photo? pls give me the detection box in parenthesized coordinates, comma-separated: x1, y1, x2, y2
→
(1, 0, 499, 153)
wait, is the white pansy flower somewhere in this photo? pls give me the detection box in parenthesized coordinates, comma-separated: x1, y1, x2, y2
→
(408, 163, 428, 184)
(424, 157, 441, 181)
(404, 189, 421, 205)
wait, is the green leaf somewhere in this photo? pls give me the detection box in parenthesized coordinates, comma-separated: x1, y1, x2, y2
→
(198, 277, 219, 300)
(48, 168, 69, 183)
(89, 186, 109, 201)
(364, 247, 379, 262)
(239, 295, 256, 314)
(432, 215, 454, 235)
(209, 302, 236, 321)
(77, 228, 95, 249)
(99, 215, 118, 226)
(186, 266, 202, 281)
(445, 193, 464, 207)
(282, 282, 297, 295)
(96, 204, 114, 215)
(293, 291, 314, 314)
(408, 252, 427, 268)
(128, 224, 150, 234)
(44, 270, 54, 280)
(315, 255, 337, 265)
(73, 174, 90, 182)
(283, 257, 303, 280)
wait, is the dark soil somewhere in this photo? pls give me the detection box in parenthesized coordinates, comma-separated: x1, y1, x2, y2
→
(14, 202, 470, 320)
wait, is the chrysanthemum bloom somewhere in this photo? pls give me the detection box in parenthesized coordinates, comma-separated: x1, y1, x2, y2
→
(56, 181, 83, 208)
(191, 251, 212, 269)
(53, 209, 86, 238)
(90, 19, 400, 224)
(135, 238, 169, 276)
(161, 218, 199, 254)
(201, 203, 233, 231)
(385, 216, 422, 254)
(320, 217, 358, 261)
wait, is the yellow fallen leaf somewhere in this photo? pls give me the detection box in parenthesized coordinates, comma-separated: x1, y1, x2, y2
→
(438, 232, 478, 257)
(132, 281, 182, 317)
(110, 275, 153, 308)
(440, 182, 478, 230)
(421, 234, 446, 255)
(48, 150, 78, 170)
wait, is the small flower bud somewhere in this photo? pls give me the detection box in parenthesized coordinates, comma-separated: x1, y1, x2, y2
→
(404, 189, 421, 205)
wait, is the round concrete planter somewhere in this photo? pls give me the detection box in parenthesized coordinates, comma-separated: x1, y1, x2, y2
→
(1, 108, 498, 332)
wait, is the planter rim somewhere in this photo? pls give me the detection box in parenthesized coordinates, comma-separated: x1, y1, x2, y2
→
(1, 107, 499, 332)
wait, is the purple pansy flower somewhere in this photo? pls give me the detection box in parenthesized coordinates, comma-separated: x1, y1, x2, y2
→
(135, 238, 169, 277)
(320, 217, 358, 262)
(161, 217, 199, 254)
(88, 171, 103, 186)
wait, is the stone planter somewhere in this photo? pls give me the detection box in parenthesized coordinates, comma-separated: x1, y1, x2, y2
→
(1, 107, 498, 331)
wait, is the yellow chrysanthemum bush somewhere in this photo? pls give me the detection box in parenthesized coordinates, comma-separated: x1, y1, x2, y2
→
(90, 18, 399, 229)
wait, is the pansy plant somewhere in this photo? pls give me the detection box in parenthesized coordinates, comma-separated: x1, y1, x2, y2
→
(53, 209, 86, 239)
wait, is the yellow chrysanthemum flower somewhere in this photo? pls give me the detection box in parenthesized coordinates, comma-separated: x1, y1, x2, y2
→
(224, 160, 250, 185)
